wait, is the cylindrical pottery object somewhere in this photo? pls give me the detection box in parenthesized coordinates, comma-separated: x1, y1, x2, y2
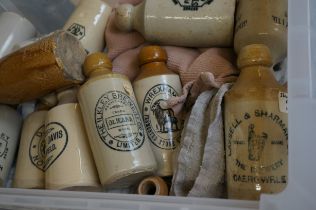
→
(45, 88, 100, 191)
(137, 176, 169, 196)
(115, 0, 236, 47)
(234, 0, 288, 64)
(63, 0, 112, 53)
(78, 52, 157, 189)
(0, 30, 86, 104)
(13, 111, 47, 189)
(224, 44, 288, 200)
(0, 105, 22, 186)
(0, 12, 36, 58)
(133, 46, 182, 176)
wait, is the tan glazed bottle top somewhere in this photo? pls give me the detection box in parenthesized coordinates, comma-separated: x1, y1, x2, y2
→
(83, 52, 113, 78)
(237, 44, 273, 69)
(135, 46, 174, 81)
(138, 46, 168, 66)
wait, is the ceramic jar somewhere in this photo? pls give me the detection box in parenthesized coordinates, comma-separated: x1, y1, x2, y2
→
(133, 46, 182, 177)
(78, 52, 157, 189)
(224, 44, 288, 200)
(115, 0, 236, 48)
(45, 88, 100, 191)
(0, 105, 22, 186)
(234, 0, 288, 64)
(63, 0, 112, 53)
(0, 12, 36, 58)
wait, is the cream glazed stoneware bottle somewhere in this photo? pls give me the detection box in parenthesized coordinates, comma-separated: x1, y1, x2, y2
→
(234, 0, 288, 64)
(133, 46, 182, 177)
(45, 88, 100, 191)
(224, 44, 288, 200)
(13, 98, 58, 189)
(0, 105, 22, 187)
(78, 52, 157, 189)
(115, 0, 236, 48)
(63, 0, 112, 53)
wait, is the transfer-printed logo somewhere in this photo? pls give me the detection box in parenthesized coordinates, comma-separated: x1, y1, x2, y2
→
(95, 91, 145, 152)
(44, 122, 68, 171)
(172, 0, 213, 11)
(143, 84, 181, 150)
(226, 109, 288, 185)
(29, 125, 46, 171)
(67, 23, 85, 40)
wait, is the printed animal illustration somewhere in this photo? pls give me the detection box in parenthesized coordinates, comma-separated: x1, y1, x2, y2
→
(151, 99, 179, 133)
(248, 124, 268, 161)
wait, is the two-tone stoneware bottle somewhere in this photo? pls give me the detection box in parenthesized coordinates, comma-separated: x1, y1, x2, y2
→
(78, 52, 157, 189)
(133, 46, 182, 177)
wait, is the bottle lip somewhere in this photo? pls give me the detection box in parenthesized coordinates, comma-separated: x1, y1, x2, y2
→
(83, 52, 113, 77)
(237, 44, 273, 69)
(138, 46, 168, 66)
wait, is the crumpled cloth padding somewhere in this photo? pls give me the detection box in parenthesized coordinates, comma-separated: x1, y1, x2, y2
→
(171, 84, 232, 198)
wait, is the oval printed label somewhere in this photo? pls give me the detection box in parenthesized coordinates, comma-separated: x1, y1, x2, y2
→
(44, 122, 68, 171)
(29, 124, 46, 171)
(95, 91, 145, 152)
(142, 84, 181, 150)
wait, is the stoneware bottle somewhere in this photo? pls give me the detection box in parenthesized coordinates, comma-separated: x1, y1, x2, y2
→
(0, 12, 36, 58)
(63, 0, 112, 53)
(224, 44, 288, 200)
(78, 52, 157, 189)
(0, 105, 22, 187)
(45, 88, 100, 191)
(137, 176, 169, 196)
(234, 0, 288, 64)
(133, 46, 182, 177)
(115, 0, 236, 48)
(13, 99, 57, 189)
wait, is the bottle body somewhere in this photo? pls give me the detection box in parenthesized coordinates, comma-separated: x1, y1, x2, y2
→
(133, 74, 182, 176)
(45, 103, 100, 191)
(78, 74, 157, 189)
(234, 0, 288, 64)
(63, 0, 112, 53)
(13, 111, 46, 189)
(0, 105, 22, 186)
(224, 68, 288, 200)
(116, 0, 235, 47)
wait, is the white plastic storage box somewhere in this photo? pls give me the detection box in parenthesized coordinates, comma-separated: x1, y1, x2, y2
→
(0, 0, 315, 209)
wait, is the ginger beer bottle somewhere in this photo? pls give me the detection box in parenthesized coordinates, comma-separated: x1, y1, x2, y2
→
(225, 44, 288, 200)
(133, 46, 182, 177)
(78, 52, 157, 189)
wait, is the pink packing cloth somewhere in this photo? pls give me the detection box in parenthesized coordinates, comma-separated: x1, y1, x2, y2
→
(105, 1, 239, 110)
